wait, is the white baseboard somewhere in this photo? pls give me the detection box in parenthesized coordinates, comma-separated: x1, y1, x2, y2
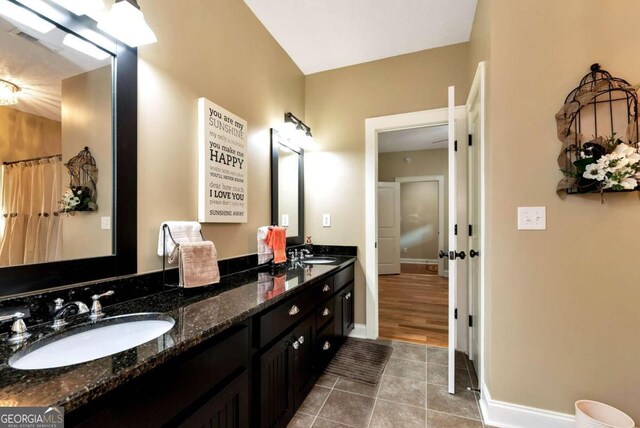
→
(480, 382, 574, 428)
(400, 258, 437, 265)
(349, 324, 367, 339)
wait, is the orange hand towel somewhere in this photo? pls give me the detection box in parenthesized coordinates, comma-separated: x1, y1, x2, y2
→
(178, 241, 220, 288)
(265, 226, 287, 264)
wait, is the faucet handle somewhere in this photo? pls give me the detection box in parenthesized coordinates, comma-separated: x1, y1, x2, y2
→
(5, 312, 31, 344)
(91, 290, 114, 301)
(90, 290, 113, 320)
(54, 298, 64, 311)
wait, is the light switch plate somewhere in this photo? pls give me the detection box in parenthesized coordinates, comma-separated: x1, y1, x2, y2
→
(101, 216, 111, 230)
(518, 207, 546, 230)
(322, 213, 331, 227)
(281, 214, 289, 227)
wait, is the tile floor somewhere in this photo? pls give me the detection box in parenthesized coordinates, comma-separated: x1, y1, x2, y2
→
(288, 340, 488, 428)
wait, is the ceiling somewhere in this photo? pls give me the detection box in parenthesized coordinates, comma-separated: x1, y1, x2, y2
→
(0, 15, 111, 121)
(243, 0, 477, 75)
(378, 125, 448, 153)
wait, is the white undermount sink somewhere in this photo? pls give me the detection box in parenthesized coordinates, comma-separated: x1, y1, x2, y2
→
(301, 257, 337, 264)
(9, 313, 175, 370)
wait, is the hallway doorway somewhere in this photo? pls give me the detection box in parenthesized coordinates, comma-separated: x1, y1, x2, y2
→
(376, 126, 450, 347)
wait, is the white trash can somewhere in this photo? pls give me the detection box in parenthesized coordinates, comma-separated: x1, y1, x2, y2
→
(575, 400, 635, 428)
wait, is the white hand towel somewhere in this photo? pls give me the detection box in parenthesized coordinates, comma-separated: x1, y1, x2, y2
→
(257, 226, 274, 264)
(157, 221, 202, 256)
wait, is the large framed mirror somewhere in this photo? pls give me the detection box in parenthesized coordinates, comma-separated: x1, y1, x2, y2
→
(0, 0, 137, 297)
(271, 128, 304, 246)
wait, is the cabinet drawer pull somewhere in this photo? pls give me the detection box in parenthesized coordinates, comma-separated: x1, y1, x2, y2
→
(288, 305, 300, 316)
(292, 340, 300, 350)
(298, 335, 304, 344)
(322, 308, 330, 317)
(345, 292, 351, 300)
(322, 284, 330, 292)
(322, 341, 331, 351)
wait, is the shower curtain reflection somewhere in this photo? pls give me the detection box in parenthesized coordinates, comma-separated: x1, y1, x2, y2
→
(0, 156, 63, 266)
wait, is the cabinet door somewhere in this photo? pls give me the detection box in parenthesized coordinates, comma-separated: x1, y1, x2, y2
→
(341, 283, 354, 337)
(178, 370, 249, 428)
(259, 333, 295, 428)
(292, 316, 315, 409)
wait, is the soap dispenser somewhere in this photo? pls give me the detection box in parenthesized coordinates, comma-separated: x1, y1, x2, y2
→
(305, 236, 313, 254)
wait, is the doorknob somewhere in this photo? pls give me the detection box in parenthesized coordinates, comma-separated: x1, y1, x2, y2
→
(470, 249, 480, 258)
(438, 250, 448, 259)
(449, 251, 466, 260)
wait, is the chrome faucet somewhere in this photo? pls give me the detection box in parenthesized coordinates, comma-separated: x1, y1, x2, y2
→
(0, 312, 31, 344)
(299, 249, 312, 259)
(52, 300, 90, 329)
(89, 291, 114, 321)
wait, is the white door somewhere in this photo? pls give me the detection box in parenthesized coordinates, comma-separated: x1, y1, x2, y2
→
(447, 86, 459, 394)
(467, 63, 485, 382)
(377, 182, 400, 275)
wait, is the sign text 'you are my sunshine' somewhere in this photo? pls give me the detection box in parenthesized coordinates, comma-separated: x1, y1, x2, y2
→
(198, 98, 248, 223)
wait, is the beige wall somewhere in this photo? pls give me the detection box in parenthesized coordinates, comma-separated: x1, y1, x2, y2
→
(379, 149, 449, 261)
(61, 66, 113, 261)
(0, 107, 61, 163)
(484, 0, 640, 420)
(305, 44, 470, 324)
(136, 0, 305, 272)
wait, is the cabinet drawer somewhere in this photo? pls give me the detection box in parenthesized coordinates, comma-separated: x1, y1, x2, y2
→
(315, 299, 333, 330)
(334, 265, 354, 291)
(259, 286, 320, 347)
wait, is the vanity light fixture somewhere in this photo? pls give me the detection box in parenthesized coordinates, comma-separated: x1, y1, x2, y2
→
(0, 0, 55, 33)
(63, 33, 109, 60)
(0, 79, 20, 106)
(97, 0, 156, 47)
(284, 112, 314, 148)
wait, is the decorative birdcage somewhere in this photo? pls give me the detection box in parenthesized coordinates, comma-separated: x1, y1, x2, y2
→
(62, 146, 98, 212)
(556, 64, 640, 197)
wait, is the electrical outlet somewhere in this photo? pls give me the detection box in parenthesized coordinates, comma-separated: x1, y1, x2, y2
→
(322, 213, 331, 227)
(101, 216, 111, 230)
(517, 207, 546, 230)
(281, 214, 289, 227)
(403, 247, 408, 253)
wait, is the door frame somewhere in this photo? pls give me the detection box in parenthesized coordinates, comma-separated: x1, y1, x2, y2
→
(466, 62, 487, 390)
(364, 106, 466, 340)
(394, 175, 445, 276)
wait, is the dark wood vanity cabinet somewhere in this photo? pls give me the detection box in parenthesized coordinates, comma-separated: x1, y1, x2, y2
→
(257, 264, 355, 428)
(66, 262, 355, 428)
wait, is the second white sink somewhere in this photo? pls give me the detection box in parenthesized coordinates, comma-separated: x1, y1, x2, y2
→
(9, 313, 175, 370)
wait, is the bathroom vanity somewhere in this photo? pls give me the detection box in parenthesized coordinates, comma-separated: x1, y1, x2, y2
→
(0, 254, 355, 428)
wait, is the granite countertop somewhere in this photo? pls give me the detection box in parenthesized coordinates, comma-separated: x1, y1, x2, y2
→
(0, 256, 356, 411)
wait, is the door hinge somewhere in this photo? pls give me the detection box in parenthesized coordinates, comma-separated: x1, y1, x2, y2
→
(468, 134, 473, 146)
(468, 224, 473, 236)
(454, 224, 458, 235)
(468, 315, 473, 327)
(454, 309, 458, 319)
(454, 140, 458, 151)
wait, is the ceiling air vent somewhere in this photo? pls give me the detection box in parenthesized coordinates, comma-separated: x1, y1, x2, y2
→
(8, 28, 62, 53)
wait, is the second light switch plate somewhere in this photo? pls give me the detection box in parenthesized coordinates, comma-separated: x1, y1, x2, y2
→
(517, 207, 546, 230)
(322, 213, 331, 227)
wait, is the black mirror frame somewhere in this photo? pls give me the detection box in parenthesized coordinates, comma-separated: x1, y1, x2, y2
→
(270, 129, 304, 246)
(0, 1, 137, 298)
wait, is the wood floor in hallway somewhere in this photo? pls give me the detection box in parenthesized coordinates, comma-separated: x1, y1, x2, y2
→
(378, 272, 448, 347)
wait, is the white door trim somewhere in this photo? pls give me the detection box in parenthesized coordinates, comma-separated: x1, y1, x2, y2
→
(364, 106, 466, 340)
(465, 61, 487, 400)
(394, 175, 444, 276)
